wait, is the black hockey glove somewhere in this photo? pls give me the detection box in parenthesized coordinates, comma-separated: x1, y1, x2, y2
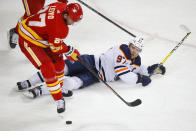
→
(136, 74, 151, 86)
(147, 64, 166, 75)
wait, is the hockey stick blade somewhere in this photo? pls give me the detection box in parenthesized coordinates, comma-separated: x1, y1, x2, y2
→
(127, 99, 142, 107)
(180, 25, 191, 33)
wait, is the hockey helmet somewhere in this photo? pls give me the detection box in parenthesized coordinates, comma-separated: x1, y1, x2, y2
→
(65, 3, 83, 22)
(129, 36, 144, 51)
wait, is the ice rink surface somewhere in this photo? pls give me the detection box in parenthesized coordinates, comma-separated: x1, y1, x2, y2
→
(0, 0, 196, 130)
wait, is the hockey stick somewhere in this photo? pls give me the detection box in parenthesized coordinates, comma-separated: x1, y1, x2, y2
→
(160, 25, 191, 65)
(76, 0, 136, 37)
(151, 25, 191, 76)
(77, 57, 142, 107)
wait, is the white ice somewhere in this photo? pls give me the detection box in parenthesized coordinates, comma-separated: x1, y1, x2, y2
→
(0, 0, 196, 131)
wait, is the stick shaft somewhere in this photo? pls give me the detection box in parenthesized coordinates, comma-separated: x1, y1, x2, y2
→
(77, 57, 131, 106)
(149, 32, 191, 77)
(76, 0, 136, 37)
(160, 32, 191, 64)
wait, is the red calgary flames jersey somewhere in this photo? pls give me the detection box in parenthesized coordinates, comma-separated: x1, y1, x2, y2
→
(18, 2, 69, 54)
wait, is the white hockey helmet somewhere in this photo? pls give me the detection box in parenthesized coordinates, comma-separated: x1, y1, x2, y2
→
(129, 36, 144, 51)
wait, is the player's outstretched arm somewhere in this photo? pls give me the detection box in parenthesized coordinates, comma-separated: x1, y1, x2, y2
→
(118, 71, 151, 87)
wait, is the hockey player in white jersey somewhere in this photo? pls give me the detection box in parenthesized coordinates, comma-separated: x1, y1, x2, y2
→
(20, 36, 166, 98)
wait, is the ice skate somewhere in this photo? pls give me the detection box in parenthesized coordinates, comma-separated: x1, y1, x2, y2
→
(56, 98, 65, 113)
(23, 85, 42, 98)
(8, 28, 18, 49)
(62, 88, 73, 97)
(17, 80, 31, 91)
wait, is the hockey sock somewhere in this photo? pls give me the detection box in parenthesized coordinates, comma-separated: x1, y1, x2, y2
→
(40, 62, 63, 101)
(28, 71, 45, 87)
(55, 59, 65, 87)
(46, 80, 63, 100)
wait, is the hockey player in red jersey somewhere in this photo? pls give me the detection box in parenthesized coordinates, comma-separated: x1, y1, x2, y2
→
(8, 0, 69, 48)
(17, 2, 83, 113)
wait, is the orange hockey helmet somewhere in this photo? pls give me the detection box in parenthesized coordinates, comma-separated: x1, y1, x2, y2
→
(65, 3, 83, 22)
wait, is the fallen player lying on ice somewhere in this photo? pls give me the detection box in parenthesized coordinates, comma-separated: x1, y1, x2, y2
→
(18, 36, 166, 98)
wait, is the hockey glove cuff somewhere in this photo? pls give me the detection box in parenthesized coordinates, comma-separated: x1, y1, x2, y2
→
(136, 74, 151, 86)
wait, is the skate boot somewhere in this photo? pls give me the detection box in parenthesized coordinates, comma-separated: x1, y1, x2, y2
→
(17, 80, 31, 91)
(8, 28, 18, 49)
(56, 98, 65, 113)
(62, 88, 73, 97)
(23, 85, 42, 98)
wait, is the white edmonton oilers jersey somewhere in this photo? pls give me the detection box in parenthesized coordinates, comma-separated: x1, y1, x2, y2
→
(94, 44, 143, 82)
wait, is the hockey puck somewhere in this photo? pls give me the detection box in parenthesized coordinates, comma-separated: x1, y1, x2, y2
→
(66, 121, 72, 124)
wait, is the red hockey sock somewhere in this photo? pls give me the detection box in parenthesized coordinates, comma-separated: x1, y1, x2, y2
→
(40, 62, 63, 101)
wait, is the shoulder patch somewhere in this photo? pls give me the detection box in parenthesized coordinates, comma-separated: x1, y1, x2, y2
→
(119, 44, 131, 60)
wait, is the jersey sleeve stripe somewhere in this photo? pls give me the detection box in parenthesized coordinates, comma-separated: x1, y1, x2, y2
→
(117, 70, 131, 77)
(115, 67, 129, 73)
(114, 65, 126, 69)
